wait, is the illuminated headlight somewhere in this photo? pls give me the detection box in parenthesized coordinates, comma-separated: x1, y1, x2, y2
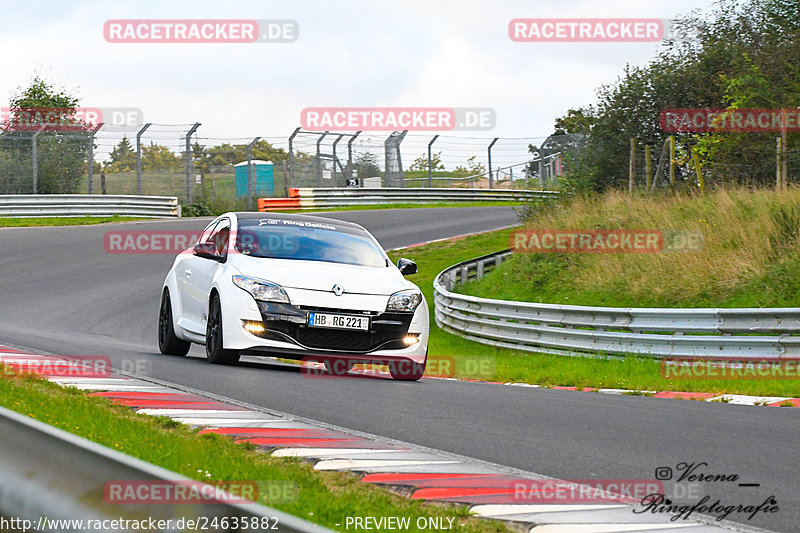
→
(402, 334, 420, 346)
(242, 320, 266, 334)
(232, 275, 290, 304)
(386, 290, 422, 312)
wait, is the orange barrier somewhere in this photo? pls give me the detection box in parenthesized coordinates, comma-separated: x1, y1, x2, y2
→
(257, 197, 301, 211)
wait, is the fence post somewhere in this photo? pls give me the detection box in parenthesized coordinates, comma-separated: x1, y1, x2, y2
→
(487, 138, 498, 189)
(629, 138, 636, 193)
(777, 136, 783, 190)
(692, 150, 704, 193)
(246, 137, 260, 210)
(316, 131, 328, 187)
(668, 135, 675, 191)
(644, 144, 652, 191)
(427, 134, 439, 187)
(347, 131, 361, 183)
(31, 125, 46, 194)
(87, 123, 103, 194)
(184, 123, 200, 203)
(288, 127, 301, 188)
(135, 123, 152, 195)
(781, 110, 788, 190)
(332, 134, 344, 186)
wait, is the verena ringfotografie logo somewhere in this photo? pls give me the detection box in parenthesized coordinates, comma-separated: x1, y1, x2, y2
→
(661, 358, 800, 380)
(661, 108, 800, 132)
(509, 18, 667, 42)
(104, 20, 298, 43)
(300, 107, 495, 132)
(511, 229, 703, 254)
(0, 107, 143, 131)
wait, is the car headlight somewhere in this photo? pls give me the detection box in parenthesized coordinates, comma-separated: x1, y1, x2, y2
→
(232, 275, 291, 304)
(386, 290, 422, 312)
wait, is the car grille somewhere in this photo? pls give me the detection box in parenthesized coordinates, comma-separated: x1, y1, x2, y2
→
(257, 304, 413, 353)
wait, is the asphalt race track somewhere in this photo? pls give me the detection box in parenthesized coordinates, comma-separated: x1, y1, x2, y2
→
(0, 206, 795, 532)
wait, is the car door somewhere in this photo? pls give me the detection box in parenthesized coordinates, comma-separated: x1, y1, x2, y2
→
(182, 218, 231, 333)
(175, 219, 222, 333)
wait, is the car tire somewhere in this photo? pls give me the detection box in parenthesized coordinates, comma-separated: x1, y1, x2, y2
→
(158, 289, 191, 356)
(389, 357, 426, 381)
(206, 293, 241, 365)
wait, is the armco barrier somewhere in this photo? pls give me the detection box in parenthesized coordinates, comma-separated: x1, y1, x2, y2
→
(434, 250, 800, 359)
(0, 405, 331, 532)
(0, 195, 180, 217)
(259, 187, 558, 211)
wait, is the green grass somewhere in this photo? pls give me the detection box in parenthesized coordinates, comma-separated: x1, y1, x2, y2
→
(0, 368, 509, 533)
(387, 225, 800, 398)
(460, 188, 800, 308)
(0, 215, 147, 227)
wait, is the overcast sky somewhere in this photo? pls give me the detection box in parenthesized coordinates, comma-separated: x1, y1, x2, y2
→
(0, 0, 720, 166)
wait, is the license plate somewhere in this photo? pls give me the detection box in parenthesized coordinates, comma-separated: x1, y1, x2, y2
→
(307, 312, 369, 331)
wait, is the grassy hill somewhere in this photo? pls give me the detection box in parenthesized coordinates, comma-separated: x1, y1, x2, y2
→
(460, 188, 800, 308)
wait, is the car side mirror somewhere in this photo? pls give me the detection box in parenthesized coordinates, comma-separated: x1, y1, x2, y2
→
(397, 258, 417, 276)
(193, 242, 222, 261)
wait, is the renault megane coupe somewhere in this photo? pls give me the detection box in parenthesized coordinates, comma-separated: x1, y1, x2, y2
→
(158, 212, 429, 380)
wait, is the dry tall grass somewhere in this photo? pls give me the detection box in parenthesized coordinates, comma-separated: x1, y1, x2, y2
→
(479, 188, 800, 307)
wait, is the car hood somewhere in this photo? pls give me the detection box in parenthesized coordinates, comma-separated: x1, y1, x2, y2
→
(229, 255, 415, 296)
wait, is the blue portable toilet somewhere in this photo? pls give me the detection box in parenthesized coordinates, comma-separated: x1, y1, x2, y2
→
(234, 160, 274, 199)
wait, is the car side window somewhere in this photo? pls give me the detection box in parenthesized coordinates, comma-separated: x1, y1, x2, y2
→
(199, 220, 220, 244)
(209, 219, 231, 258)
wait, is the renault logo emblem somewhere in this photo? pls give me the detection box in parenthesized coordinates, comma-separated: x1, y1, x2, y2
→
(332, 284, 344, 296)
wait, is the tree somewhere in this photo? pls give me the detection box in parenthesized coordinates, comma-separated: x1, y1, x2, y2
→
(408, 151, 444, 172)
(552, 0, 800, 192)
(453, 156, 486, 178)
(105, 137, 136, 172)
(353, 151, 381, 178)
(142, 142, 182, 171)
(2, 76, 89, 193)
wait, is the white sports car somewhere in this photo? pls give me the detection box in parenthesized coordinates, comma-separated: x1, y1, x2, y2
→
(158, 212, 429, 380)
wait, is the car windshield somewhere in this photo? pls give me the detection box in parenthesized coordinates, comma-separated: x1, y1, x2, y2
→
(234, 218, 388, 268)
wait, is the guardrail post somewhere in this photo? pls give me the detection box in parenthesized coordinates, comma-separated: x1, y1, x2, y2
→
(185, 123, 200, 203)
(288, 127, 300, 188)
(488, 138, 498, 189)
(135, 123, 152, 196)
(246, 137, 261, 210)
(31, 125, 46, 194)
(87, 122, 103, 194)
(427, 134, 439, 187)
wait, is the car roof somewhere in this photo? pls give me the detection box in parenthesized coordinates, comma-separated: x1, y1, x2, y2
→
(229, 212, 365, 231)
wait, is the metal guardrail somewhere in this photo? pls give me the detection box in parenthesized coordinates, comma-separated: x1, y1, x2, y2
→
(260, 187, 558, 210)
(0, 405, 332, 532)
(434, 250, 800, 359)
(0, 195, 180, 218)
